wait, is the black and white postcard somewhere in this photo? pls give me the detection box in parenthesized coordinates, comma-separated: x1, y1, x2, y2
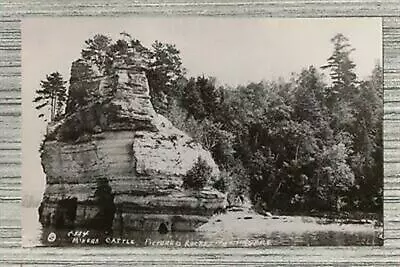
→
(21, 17, 383, 247)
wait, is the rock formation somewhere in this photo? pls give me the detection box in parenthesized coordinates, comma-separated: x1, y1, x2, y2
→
(38, 55, 226, 232)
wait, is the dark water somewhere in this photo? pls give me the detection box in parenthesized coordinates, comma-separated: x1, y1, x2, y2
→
(37, 227, 383, 248)
(23, 207, 383, 248)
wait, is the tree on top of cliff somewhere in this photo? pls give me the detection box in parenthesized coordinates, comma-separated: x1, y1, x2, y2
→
(81, 34, 112, 73)
(147, 40, 185, 114)
(81, 34, 150, 74)
(33, 72, 67, 121)
(65, 59, 100, 114)
(77, 33, 185, 114)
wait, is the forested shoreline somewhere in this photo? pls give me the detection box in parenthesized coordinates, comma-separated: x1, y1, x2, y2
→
(34, 33, 383, 220)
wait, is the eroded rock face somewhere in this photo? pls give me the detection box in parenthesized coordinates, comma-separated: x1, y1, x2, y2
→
(52, 58, 158, 141)
(39, 58, 226, 232)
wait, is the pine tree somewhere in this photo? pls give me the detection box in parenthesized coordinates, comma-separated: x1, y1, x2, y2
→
(81, 34, 112, 72)
(321, 33, 358, 134)
(293, 66, 325, 124)
(182, 77, 206, 120)
(147, 40, 184, 114)
(65, 59, 99, 114)
(33, 72, 67, 121)
(322, 33, 358, 98)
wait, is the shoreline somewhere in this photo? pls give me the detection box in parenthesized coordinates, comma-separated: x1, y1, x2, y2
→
(197, 208, 383, 238)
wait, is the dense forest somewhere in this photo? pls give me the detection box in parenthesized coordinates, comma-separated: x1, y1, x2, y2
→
(34, 33, 383, 217)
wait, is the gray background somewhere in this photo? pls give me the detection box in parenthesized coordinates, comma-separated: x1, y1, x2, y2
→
(0, 0, 399, 265)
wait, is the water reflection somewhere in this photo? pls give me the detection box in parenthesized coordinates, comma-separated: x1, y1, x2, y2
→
(23, 207, 383, 247)
(37, 227, 382, 247)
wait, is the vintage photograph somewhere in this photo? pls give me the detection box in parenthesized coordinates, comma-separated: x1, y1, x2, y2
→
(21, 17, 383, 247)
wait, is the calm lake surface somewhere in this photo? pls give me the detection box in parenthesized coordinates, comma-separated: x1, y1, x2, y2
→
(22, 206, 383, 248)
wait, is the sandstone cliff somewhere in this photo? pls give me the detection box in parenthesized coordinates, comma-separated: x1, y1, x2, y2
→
(38, 55, 226, 232)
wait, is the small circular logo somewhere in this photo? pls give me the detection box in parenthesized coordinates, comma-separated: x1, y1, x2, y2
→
(47, 232, 57, 243)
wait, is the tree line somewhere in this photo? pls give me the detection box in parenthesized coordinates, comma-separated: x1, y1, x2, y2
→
(34, 33, 383, 216)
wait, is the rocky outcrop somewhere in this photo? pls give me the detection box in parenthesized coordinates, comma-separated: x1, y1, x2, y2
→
(38, 56, 226, 232)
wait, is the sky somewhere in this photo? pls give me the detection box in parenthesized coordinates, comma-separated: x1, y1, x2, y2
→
(21, 17, 382, 202)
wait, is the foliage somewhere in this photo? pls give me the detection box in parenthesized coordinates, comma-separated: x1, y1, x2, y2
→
(166, 99, 235, 168)
(81, 34, 112, 72)
(65, 59, 100, 114)
(47, 32, 382, 217)
(212, 175, 226, 193)
(322, 34, 357, 90)
(78, 34, 184, 114)
(181, 76, 224, 121)
(163, 38, 381, 214)
(33, 72, 67, 121)
(321, 33, 358, 133)
(147, 40, 185, 114)
(223, 165, 250, 206)
(183, 157, 213, 190)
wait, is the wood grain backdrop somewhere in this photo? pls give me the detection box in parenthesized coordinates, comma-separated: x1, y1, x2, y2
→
(1, 1, 399, 266)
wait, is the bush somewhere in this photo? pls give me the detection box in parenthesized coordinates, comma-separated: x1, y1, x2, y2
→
(212, 177, 226, 193)
(183, 156, 213, 190)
